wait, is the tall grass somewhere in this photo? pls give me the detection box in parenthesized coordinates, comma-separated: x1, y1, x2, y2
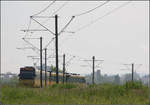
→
(1, 81, 149, 104)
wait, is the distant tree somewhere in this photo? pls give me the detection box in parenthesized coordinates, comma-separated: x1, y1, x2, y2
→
(6, 72, 12, 75)
(36, 65, 63, 73)
(50, 65, 63, 73)
(114, 75, 120, 84)
(124, 74, 132, 82)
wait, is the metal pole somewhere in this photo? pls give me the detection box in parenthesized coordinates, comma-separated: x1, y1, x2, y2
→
(92, 56, 95, 84)
(49, 71, 51, 83)
(149, 62, 150, 105)
(55, 14, 59, 84)
(66, 75, 68, 83)
(40, 37, 43, 88)
(63, 54, 65, 84)
(132, 63, 134, 82)
(45, 48, 47, 86)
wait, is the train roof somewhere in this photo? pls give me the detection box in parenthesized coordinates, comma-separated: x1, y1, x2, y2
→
(22, 66, 84, 77)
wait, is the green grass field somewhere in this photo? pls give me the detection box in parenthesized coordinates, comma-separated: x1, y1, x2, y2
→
(1, 81, 149, 104)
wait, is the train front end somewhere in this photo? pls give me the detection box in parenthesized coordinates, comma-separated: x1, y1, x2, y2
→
(18, 66, 36, 87)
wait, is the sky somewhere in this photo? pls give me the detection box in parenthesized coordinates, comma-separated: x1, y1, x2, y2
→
(1, 1, 149, 76)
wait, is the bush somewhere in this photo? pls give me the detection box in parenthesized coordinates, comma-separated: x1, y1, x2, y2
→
(88, 84, 97, 88)
(124, 81, 143, 89)
(0, 77, 19, 87)
(50, 83, 76, 89)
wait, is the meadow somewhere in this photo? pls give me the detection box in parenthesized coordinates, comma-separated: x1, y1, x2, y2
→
(0, 80, 149, 104)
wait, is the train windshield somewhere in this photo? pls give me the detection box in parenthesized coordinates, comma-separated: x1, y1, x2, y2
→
(19, 67, 35, 79)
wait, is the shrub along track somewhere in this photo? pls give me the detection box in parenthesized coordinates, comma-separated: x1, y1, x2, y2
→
(1, 82, 149, 104)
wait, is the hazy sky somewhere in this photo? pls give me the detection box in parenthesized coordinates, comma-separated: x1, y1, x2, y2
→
(1, 1, 149, 76)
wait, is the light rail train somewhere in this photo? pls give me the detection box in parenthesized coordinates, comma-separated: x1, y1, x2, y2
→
(18, 66, 86, 87)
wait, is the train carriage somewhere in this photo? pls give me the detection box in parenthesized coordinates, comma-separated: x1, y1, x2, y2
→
(18, 66, 86, 87)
